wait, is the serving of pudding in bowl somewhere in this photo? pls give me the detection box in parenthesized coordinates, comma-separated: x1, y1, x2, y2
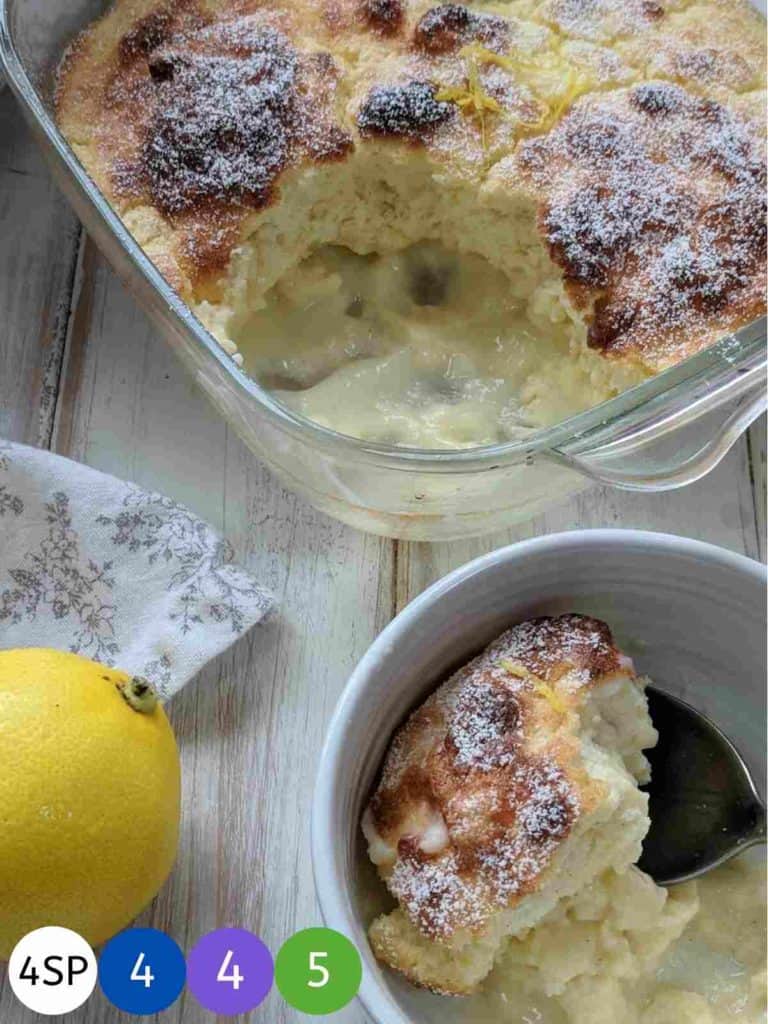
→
(54, 0, 767, 449)
(311, 531, 767, 1024)
(361, 614, 765, 1022)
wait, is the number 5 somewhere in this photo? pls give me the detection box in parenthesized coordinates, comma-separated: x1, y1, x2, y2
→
(308, 951, 329, 988)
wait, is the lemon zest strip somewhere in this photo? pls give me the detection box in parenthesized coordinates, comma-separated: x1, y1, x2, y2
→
(499, 658, 568, 714)
(436, 49, 502, 150)
(458, 42, 593, 136)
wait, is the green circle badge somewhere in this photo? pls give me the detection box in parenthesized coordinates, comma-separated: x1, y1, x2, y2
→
(275, 928, 362, 1014)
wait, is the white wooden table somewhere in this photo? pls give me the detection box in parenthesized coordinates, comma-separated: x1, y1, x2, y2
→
(0, 89, 765, 1024)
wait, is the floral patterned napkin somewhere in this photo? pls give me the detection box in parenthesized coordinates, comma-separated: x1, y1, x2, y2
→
(0, 441, 273, 698)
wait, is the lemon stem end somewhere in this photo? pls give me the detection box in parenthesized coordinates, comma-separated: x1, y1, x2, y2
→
(120, 677, 158, 714)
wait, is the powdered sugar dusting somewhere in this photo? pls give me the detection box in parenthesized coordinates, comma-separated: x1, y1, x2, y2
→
(384, 750, 581, 938)
(487, 613, 625, 690)
(110, 13, 352, 226)
(540, 0, 665, 42)
(445, 677, 521, 771)
(516, 761, 576, 843)
(414, 3, 510, 55)
(357, 80, 455, 139)
(389, 850, 490, 936)
(366, 615, 626, 939)
(478, 762, 579, 904)
(144, 26, 297, 215)
(518, 82, 766, 365)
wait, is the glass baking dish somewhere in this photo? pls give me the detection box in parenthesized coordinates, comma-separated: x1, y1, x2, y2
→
(2, 0, 766, 541)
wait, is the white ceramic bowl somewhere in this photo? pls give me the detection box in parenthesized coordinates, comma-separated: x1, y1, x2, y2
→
(311, 529, 767, 1024)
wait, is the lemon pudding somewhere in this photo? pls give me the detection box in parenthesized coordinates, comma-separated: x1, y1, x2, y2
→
(474, 853, 766, 1023)
(362, 615, 767, 1021)
(55, 0, 766, 447)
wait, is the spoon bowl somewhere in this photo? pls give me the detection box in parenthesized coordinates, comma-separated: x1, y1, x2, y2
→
(639, 686, 767, 885)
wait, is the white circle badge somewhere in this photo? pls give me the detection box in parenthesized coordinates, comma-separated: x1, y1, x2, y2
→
(8, 926, 97, 1015)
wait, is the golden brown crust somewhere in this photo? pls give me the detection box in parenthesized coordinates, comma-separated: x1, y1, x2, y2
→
(537, 0, 666, 43)
(510, 81, 767, 368)
(365, 615, 635, 941)
(58, 2, 353, 284)
(358, 0, 406, 36)
(357, 80, 456, 140)
(413, 3, 511, 55)
(618, 1, 767, 98)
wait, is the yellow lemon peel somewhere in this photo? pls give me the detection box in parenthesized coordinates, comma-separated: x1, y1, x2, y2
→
(531, 679, 569, 715)
(499, 658, 529, 678)
(460, 43, 521, 75)
(436, 50, 501, 149)
(522, 67, 593, 134)
(457, 42, 594, 136)
(0, 648, 180, 958)
(500, 658, 568, 714)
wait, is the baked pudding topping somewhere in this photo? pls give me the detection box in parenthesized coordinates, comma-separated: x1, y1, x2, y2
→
(362, 614, 656, 993)
(56, 0, 766, 447)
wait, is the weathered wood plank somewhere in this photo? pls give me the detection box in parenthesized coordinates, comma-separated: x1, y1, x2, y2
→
(397, 435, 762, 604)
(0, 94, 81, 447)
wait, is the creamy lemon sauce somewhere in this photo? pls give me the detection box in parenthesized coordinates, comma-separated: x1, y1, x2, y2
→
(234, 244, 646, 448)
(471, 855, 767, 1024)
(360, 853, 765, 1023)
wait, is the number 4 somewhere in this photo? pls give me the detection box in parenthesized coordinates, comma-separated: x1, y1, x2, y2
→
(308, 951, 329, 989)
(130, 953, 155, 989)
(19, 957, 39, 986)
(217, 950, 244, 991)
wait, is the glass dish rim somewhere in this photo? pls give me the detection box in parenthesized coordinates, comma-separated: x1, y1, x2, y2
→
(2, 0, 765, 473)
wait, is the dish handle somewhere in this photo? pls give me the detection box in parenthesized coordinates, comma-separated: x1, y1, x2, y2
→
(551, 352, 766, 492)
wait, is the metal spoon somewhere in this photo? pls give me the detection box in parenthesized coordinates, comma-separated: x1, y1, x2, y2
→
(638, 686, 766, 885)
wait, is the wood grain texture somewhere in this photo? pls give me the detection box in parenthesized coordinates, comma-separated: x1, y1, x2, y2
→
(395, 437, 763, 605)
(0, 93, 765, 1024)
(0, 92, 81, 447)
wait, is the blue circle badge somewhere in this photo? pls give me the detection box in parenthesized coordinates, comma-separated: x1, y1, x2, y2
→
(98, 928, 186, 1015)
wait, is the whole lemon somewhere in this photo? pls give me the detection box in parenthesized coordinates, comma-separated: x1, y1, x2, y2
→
(0, 649, 180, 959)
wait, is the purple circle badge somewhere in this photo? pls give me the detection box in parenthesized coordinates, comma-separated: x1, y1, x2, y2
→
(186, 929, 273, 1015)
